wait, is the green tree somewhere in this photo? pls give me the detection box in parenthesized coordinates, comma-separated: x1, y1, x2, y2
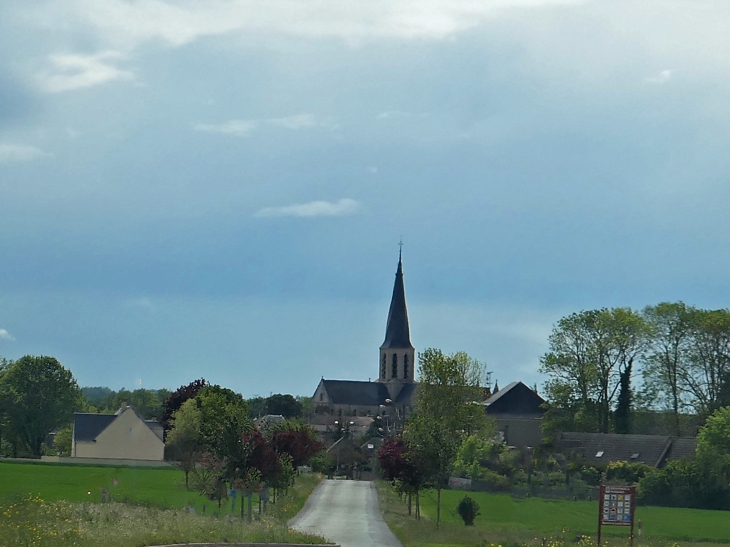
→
(684, 309, 730, 415)
(642, 302, 696, 435)
(52, 425, 73, 456)
(0, 355, 83, 456)
(540, 308, 648, 433)
(453, 434, 499, 480)
(404, 348, 494, 528)
(265, 394, 303, 418)
(166, 399, 203, 488)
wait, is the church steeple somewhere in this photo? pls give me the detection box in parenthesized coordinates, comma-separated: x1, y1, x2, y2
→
(379, 250, 416, 385)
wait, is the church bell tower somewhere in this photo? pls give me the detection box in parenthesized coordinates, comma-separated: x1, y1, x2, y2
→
(378, 250, 415, 398)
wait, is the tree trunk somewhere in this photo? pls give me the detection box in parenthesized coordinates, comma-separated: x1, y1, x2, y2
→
(407, 492, 412, 515)
(436, 488, 441, 529)
(184, 471, 189, 490)
(247, 494, 253, 522)
(416, 491, 420, 520)
(241, 494, 244, 519)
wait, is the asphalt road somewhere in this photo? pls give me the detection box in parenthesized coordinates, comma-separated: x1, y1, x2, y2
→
(289, 479, 403, 547)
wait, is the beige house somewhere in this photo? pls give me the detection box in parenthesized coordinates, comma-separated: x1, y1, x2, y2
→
(72, 406, 164, 461)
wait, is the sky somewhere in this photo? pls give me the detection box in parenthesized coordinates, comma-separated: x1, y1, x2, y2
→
(1, 0, 730, 398)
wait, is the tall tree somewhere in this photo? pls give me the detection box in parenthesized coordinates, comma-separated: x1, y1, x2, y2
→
(540, 308, 648, 433)
(0, 355, 83, 456)
(642, 302, 696, 435)
(684, 309, 730, 415)
(404, 348, 493, 528)
(166, 398, 203, 488)
(265, 394, 303, 418)
(161, 378, 207, 433)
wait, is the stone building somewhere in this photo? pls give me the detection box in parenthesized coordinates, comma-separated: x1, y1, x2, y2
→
(310, 252, 416, 428)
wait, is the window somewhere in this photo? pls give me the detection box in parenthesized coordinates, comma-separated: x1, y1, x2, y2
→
(631, 453, 640, 460)
(392, 353, 398, 378)
(404, 354, 409, 378)
(319, 393, 324, 401)
(595, 451, 604, 458)
(381, 354, 386, 379)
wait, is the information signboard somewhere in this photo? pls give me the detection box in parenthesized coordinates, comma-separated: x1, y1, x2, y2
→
(598, 485, 636, 545)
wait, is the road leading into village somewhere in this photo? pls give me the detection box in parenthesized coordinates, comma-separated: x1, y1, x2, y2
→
(289, 479, 403, 547)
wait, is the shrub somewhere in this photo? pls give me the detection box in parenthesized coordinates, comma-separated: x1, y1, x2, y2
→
(456, 495, 480, 526)
(579, 465, 602, 486)
(605, 461, 654, 484)
(637, 458, 730, 510)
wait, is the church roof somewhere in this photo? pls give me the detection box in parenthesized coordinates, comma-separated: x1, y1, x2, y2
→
(484, 381, 546, 415)
(321, 380, 391, 406)
(381, 253, 414, 350)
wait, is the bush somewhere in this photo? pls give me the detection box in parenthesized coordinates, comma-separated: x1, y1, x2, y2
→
(605, 461, 654, 484)
(472, 469, 511, 492)
(637, 458, 730, 510)
(456, 495, 480, 526)
(579, 465, 602, 486)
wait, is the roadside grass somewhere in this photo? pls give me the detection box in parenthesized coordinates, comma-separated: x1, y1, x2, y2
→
(0, 495, 329, 547)
(376, 481, 730, 547)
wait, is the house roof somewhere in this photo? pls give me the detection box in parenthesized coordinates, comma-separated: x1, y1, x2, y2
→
(557, 432, 673, 467)
(381, 254, 414, 350)
(663, 437, 697, 463)
(73, 413, 117, 442)
(74, 408, 164, 443)
(484, 381, 545, 415)
(322, 380, 391, 406)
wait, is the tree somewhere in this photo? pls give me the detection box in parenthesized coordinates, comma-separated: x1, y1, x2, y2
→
(166, 399, 203, 488)
(53, 425, 73, 456)
(378, 437, 426, 518)
(404, 348, 494, 528)
(246, 396, 267, 419)
(540, 308, 648, 433)
(265, 394, 303, 418)
(268, 421, 323, 467)
(0, 355, 83, 456)
(684, 309, 730, 415)
(453, 434, 499, 480)
(642, 302, 696, 435)
(161, 378, 207, 433)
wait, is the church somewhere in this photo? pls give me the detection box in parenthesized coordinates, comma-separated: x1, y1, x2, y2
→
(310, 252, 417, 427)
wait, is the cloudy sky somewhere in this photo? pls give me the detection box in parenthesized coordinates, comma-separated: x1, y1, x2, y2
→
(1, 0, 729, 397)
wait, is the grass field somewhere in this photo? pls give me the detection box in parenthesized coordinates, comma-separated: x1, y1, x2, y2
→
(1, 460, 269, 515)
(378, 482, 730, 547)
(0, 474, 326, 546)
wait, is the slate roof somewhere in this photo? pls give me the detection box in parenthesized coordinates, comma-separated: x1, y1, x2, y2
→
(557, 432, 673, 467)
(322, 380, 391, 405)
(381, 255, 414, 350)
(73, 409, 164, 443)
(394, 382, 417, 405)
(73, 413, 117, 442)
(484, 381, 546, 415)
(662, 437, 697, 463)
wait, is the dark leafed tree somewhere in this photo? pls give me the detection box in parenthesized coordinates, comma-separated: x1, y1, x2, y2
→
(265, 393, 303, 418)
(160, 378, 207, 433)
(378, 437, 426, 518)
(268, 422, 323, 467)
(0, 355, 84, 456)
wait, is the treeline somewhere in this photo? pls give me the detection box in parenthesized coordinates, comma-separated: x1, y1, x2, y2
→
(540, 302, 730, 436)
(82, 386, 307, 422)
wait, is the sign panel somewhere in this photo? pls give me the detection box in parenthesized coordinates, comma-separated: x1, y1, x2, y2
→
(599, 485, 635, 527)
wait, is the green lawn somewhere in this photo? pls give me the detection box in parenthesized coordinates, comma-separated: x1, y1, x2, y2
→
(0, 460, 260, 515)
(378, 482, 730, 547)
